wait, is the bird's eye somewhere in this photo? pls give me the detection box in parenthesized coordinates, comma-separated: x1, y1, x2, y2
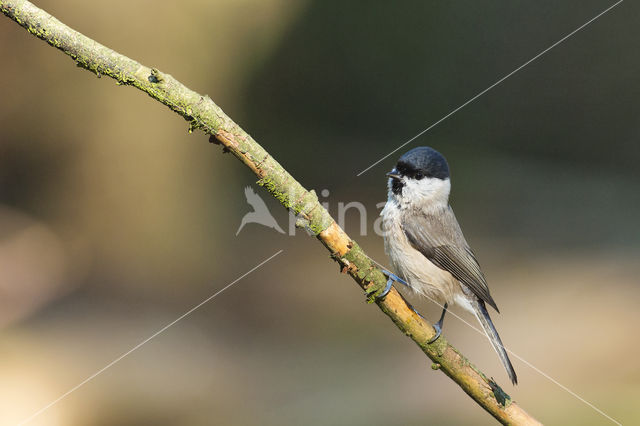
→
(415, 172, 424, 180)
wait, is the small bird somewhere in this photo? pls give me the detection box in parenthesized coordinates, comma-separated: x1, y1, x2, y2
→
(236, 186, 285, 235)
(380, 146, 517, 385)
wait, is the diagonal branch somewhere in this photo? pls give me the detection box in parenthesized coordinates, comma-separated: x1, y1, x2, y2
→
(1, 1, 540, 424)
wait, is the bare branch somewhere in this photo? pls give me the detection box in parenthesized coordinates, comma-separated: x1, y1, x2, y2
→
(1, 1, 541, 424)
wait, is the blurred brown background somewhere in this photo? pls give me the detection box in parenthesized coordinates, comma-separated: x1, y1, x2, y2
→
(1, 1, 639, 425)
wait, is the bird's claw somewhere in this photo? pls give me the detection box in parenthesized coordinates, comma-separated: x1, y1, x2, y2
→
(375, 277, 394, 300)
(376, 269, 408, 300)
(428, 322, 443, 344)
(427, 303, 448, 344)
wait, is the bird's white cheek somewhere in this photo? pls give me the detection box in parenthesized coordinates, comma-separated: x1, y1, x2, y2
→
(403, 178, 451, 206)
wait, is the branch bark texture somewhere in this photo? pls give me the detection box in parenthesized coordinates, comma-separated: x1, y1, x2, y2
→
(1, 1, 541, 424)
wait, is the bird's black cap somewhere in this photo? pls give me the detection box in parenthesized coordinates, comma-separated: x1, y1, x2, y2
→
(395, 146, 450, 180)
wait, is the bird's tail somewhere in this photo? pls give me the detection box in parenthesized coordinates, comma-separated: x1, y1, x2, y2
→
(471, 298, 518, 385)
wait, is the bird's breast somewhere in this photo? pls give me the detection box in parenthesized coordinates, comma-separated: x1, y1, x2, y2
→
(381, 202, 461, 305)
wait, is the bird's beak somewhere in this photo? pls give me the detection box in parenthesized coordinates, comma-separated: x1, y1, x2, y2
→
(386, 169, 401, 180)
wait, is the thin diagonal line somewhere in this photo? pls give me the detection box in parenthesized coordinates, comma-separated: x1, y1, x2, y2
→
(506, 349, 621, 425)
(356, 0, 623, 177)
(368, 256, 622, 425)
(18, 249, 284, 426)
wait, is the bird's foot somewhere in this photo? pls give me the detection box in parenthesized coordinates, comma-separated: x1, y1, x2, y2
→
(427, 303, 448, 344)
(428, 323, 443, 344)
(376, 270, 409, 300)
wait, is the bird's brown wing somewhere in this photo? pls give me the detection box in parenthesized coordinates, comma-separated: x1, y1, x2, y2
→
(402, 206, 499, 312)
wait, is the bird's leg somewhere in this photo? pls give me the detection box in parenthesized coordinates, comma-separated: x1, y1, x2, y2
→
(376, 269, 409, 300)
(427, 303, 448, 343)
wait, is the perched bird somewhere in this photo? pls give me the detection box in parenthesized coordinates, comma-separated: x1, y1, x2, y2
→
(379, 146, 517, 385)
(236, 186, 285, 235)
